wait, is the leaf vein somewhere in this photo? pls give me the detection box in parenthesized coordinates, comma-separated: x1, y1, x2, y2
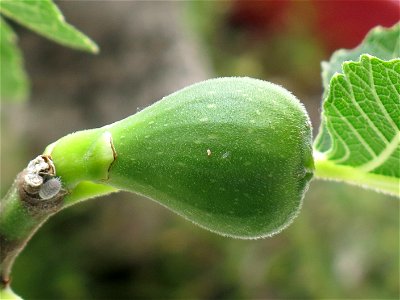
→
(358, 131, 400, 172)
(367, 58, 399, 133)
(331, 104, 377, 161)
(344, 68, 390, 145)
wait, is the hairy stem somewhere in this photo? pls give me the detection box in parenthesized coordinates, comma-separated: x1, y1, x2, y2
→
(314, 151, 399, 197)
(0, 157, 65, 288)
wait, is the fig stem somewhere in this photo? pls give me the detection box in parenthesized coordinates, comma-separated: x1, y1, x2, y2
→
(314, 151, 399, 197)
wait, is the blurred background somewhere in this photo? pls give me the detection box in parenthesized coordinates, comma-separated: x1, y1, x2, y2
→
(1, 1, 399, 299)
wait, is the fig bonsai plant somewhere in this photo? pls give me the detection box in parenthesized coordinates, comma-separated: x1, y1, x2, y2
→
(1, 1, 399, 299)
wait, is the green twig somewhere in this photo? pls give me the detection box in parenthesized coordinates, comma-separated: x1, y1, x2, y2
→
(0, 156, 65, 288)
(314, 151, 399, 197)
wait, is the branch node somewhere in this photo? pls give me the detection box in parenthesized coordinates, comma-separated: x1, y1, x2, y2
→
(18, 155, 66, 214)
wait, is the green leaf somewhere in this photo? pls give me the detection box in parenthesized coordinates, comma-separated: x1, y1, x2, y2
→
(0, 17, 28, 102)
(315, 23, 400, 152)
(314, 55, 400, 197)
(0, 0, 98, 53)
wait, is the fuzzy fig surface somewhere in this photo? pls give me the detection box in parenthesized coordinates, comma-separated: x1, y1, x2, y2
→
(48, 77, 314, 238)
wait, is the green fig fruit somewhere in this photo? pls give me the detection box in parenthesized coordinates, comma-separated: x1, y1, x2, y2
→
(47, 77, 314, 238)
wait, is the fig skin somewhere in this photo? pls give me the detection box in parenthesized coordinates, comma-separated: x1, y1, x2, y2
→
(106, 77, 314, 238)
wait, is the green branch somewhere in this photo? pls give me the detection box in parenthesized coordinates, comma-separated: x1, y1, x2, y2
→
(0, 128, 118, 294)
(314, 151, 399, 197)
(0, 157, 65, 291)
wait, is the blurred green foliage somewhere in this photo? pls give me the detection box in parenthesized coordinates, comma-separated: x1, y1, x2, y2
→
(0, 16, 28, 102)
(12, 181, 399, 299)
(0, 0, 98, 102)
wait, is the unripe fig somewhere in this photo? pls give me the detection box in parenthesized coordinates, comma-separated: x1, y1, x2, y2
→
(48, 77, 314, 238)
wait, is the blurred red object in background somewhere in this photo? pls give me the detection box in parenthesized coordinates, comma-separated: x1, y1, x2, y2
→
(228, 0, 400, 52)
(228, 0, 291, 33)
(314, 0, 400, 51)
